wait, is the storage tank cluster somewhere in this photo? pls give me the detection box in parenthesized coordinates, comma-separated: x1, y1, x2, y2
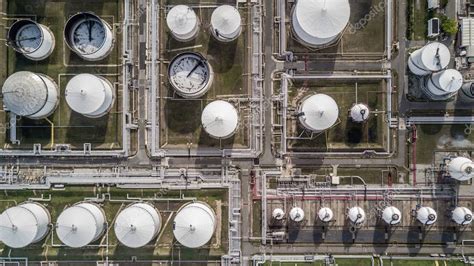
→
(167, 5, 242, 42)
(291, 0, 351, 48)
(0, 201, 217, 249)
(408, 42, 463, 100)
(3, 13, 116, 121)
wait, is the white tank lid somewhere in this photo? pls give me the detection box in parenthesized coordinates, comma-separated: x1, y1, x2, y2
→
(452, 207, 473, 225)
(167, 5, 198, 37)
(65, 74, 112, 116)
(289, 207, 304, 222)
(293, 0, 350, 45)
(448, 157, 474, 181)
(350, 103, 370, 122)
(114, 203, 161, 248)
(432, 69, 463, 94)
(211, 5, 241, 36)
(417, 42, 451, 72)
(272, 208, 285, 220)
(2, 71, 49, 116)
(173, 203, 215, 248)
(417, 206, 437, 225)
(201, 100, 238, 139)
(318, 207, 334, 222)
(299, 94, 339, 131)
(0, 205, 39, 248)
(348, 206, 366, 224)
(382, 206, 402, 225)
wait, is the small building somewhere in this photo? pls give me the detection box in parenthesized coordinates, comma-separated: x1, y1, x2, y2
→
(460, 18, 474, 63)
(427, 0, 440, 9)
(428, 18, 440, 38)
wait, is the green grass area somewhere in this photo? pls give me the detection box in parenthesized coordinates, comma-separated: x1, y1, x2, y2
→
(286, 79, 389, 152)
(0, 187, 228, 261)
(407, 0, 428, 40)
(414, 124, 474, 164)
(389, 259, 466, 266)
(159, 4, 251, 149)
(1, 0, 123, 150)
(287, 0, 386, 55)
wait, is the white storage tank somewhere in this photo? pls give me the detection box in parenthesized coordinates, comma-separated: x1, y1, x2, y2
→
(114, 202, 161, 248)
(168, 52, 214, 98)
(350, 103, 370, 123)
(382, 206, 402, 225)
(272, 208, 285, 220)
(56, 202, 106, 248)
(0, 202, 50, 248)
(417, 206, 437, 225)
(173, 202, 216, 248)
(167, 5, 200, 42)
(201, 100, 239, 139)
(318, 207, 334, 223)
(289, 207, 304, 222)
(423, 69, 463, 100)
(2, 71, 59, 119)
(452, 207, 473, 225)
(348, 206, 366, 225)
(408, 42, 450, 76)
(292, 0, 350, 48)
(7, 19, 55, 61)
(211, 5, 242, 42)
(459, 82, 474, 102)
(65, 74, 115, 118)
(448, 157, 474, 181)
(298, 94, 339, 132)
(64, 12, 114, 61)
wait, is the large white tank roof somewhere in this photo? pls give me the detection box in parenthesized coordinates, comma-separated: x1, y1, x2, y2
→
(167, 5, 199, 41)
(417, 206, 437, 225)
(426, 69, 463, 98)
(382, 206, 402, 225)
(318, 207, 334, 222)
(201, 100, 239, 139)
(0, 202, 50, 248)
(8, 20, 55, 61)
(408, 42, 450, 76)
(452, 207, 473, 225)
(65, 74, 114, 118)
(211, 5, 242, 41)
(173, 202, 216, 248)
(299, 94, 339, 132)
(56, 203, 105, 248)
(289, 207, 304, 222)
(348, 206, 366, 225)
(114, 203, 161, 248)
(292, 0, 350, 47)
(448, 157, 474, 181)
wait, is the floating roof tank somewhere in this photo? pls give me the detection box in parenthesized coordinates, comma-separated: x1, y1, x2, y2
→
(459, 82, 474, 102)
(423, 69, 463, 100)
(448, 157, 474, 181)
(173, 202, 216, 248)
(64, 12, 114, 61)
(7, 19, 55, 61)
(1, 71, 59, 119)
(272, 208, 285, 220)
(0, 202, 50, 248)
(168, 52, 213, 98)
(348, 206, 366, 225)
(65, 74, 115, 118)
(167, 5, 200, 42)
(211, 5, 242, 42)
(114, 202, 161, 248)
(318, 207, 334, 223)
(298, 94, 339, 132)
(417, 206, 437, 225)
(201, 100, 239, 139)
(382, 206, 402, 225)
(292, 0, 350, 48)
(350, 103, 370, 123)
(289, 207, 304, 222)
(452, 207, 473, 225)
(56, 202, 106, 248)
(408, 42, 450, 76)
